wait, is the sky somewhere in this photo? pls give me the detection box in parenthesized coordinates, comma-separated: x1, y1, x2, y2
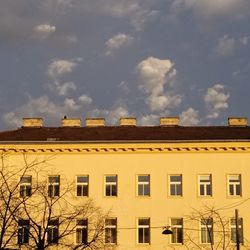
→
(0, 0, 250, 130)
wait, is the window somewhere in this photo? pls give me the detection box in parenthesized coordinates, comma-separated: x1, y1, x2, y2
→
(105, 175, 117, 196)
(137, 218, 150, 244)
(169, 175, 182, 196)
(20, 176, 32, 197)
(199, 175, 212, 196)
(137, 175, 150, 196)
(170, 218, 183, 244)
(228, 175, 241, 196)
(48, 176, 60, 197)
(200, 218, 213, 244)
(18, 219, 29, 245)
(105, 218, 117, 244)
(76, 176, 89, 196)
(76, 219, 88, 244)
(230, 218, 243, 244)
(47, 219, 59, 244)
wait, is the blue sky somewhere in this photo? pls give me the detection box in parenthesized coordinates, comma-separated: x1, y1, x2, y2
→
(0, 0, 250, 129)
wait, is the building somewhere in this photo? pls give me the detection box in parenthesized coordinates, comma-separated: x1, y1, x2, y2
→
(0, 116, 250, 249)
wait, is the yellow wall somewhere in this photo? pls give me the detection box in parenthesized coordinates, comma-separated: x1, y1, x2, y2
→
(2, 141, 250, 249)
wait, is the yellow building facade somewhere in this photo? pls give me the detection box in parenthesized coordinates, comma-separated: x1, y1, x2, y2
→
(1, 117, 250, 249)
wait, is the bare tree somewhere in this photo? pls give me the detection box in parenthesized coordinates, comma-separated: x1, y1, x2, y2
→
(184, 204, 249, 250)
(0, 152, 49, 249)
(19, 171, 113, 250)
(0, 153, 113, 250)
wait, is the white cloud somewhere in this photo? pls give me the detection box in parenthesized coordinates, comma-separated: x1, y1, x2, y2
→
(33, 24, 56, 39)
(63, 35, 78, 45)
(139, 114, 159, 126)
(239, 36, 250, 45)
(137, 57, 176, 96)
(52, 81, 76, 96)
(46, 58, 82, 96)
(77, 0, 158, 30)
(215, 35, 236, 57)
(63, 98, 81, 111)
(2, 94, 94, 128)
(47, 59, 77, 78)
(215, 34, 250, 57)
(180, 108, 200, 125)
(148, 95, 182, 112)
(204, 84, 230, 119)
(2, 112, 21, 128)
(105, 33, 134, 56)
(78, 95, 93, 106)
(136, 56, 181, 112)
(118, 81, 130, 94)
(171, 0, 250, 20)
(88, 106, 129, 125)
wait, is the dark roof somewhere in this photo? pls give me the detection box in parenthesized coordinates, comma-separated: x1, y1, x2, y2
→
(0, 126, 250, 142)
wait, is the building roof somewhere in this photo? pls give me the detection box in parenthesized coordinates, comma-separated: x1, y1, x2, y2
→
(0, 126, 250, 142)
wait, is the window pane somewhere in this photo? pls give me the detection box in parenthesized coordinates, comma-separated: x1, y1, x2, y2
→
(207, 185, 211, 196)
(170, 175, 181, 182)
(138, 185, 144, 196)
(171, 218, 183, 244)
(230, 218, 243, 244)
(49, 176, 59, 183)
(144, 228, 150, 243)
(20, 176, 31, 183)
(106, 185, 111, 196)
(54, 186, 59, 196)
(105, 176, 117, 197)
(76, 219, 88, 244)
(18, 220, 30, 244)
(176, 185, 182, 195)
(105, 219, 117, 244)
(236, 185, 241, 195)
(138, 175, 149, 182)
(77, 176, 88, 183)
(144, 185, 150, 196)
(106, 176, 117, 182)
(229, 185, 234, 195)
(170, 185, 176, 195)
(138, 228, 144, 243)
(112, 186, 117, 196)
(200, 185, 205, 195)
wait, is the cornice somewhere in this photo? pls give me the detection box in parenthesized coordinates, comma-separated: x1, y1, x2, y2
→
(0, 145, 250, 154)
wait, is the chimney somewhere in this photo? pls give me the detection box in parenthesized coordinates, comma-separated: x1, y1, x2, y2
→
(120, 118, 137, 126)
(62, 118, 81, 127)
(228, 117, 248, 127)
(160, 117, 180, 127)
(86, 118, 105, 127)
(22, 118, 43, 128)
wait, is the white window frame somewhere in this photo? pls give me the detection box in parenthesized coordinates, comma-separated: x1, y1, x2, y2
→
(169, 175, 182, 196)
(199, 175, 212, 196)
(170, 218, 183, 244)
(137, 218, 150, 244)
(18, 219, 30, 245)
(105, 175, 117, 197)
(230, 218, 243, 244)
(105, 218, 117, 244)
(20, 176, 32, 197)
(76, 175, 89, 197)
(48, 175, 60, 197)
(47, 219, 59, 244)
(76, 219, 88, 244)
(200, 218, 213, 244)
(137, 175, 150, 196)
(228, 175, 241, 196)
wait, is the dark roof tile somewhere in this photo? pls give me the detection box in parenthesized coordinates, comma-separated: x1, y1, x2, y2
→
(0, 126, 250, 142)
